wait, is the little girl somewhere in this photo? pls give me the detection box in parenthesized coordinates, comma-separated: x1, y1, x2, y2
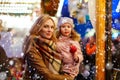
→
(56, 17, 83, 78)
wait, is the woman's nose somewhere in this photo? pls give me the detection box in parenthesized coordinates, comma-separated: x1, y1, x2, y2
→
(48, 27, 53, 32)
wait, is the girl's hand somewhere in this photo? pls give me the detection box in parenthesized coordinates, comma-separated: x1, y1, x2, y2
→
(70, 45, 77, 55)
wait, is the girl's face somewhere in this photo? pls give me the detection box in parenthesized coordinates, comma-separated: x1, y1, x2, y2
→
(60, 23, 72, 37)
(40, 19, 55, 39)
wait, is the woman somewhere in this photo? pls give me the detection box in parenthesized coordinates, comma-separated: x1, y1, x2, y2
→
(56, 17, 83, 78)
(23, 14, 74, 80)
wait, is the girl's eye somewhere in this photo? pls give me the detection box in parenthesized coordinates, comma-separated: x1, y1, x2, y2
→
(61, 26, 65, 28)
(67, 26, 71, 28)
(61, 26, 71, 28)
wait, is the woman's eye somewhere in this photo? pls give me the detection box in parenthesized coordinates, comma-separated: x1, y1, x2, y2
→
(51, 26, 54, 29)
(44, 25, 49, 28)
(44, 25, 54, 29)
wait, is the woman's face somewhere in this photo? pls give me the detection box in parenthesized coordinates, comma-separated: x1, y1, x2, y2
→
(40, 19, 55, 39)
(60, 23, 72, 37)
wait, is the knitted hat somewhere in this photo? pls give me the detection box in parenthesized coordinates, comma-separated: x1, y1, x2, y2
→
(57, 17, 74, 28)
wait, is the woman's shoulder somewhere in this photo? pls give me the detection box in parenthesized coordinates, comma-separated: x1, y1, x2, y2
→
(26, 35, 39, 44)
(23, 35, 39, 53)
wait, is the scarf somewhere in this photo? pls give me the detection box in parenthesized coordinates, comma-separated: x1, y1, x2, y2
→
(37, 38, 62, 73)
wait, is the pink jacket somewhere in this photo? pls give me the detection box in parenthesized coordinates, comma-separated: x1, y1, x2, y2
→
(56, 36, 83, 77)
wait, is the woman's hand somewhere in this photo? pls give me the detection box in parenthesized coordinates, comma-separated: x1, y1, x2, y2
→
(73, 52, 79, 62)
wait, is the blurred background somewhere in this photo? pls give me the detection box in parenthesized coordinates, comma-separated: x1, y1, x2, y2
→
(0, 0, 120, 80)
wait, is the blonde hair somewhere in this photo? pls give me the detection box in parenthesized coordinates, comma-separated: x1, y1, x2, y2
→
(23, 14, 57, 53)
(29, 14, 57, 41)
(56, 17, 81, 41)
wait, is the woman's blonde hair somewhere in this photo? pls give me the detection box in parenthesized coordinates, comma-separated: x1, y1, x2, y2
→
(29, 14, 57, 41)
(23, 14, 57, 53)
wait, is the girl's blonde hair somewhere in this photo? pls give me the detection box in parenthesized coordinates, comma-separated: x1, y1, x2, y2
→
(56, 17, 81, 41)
